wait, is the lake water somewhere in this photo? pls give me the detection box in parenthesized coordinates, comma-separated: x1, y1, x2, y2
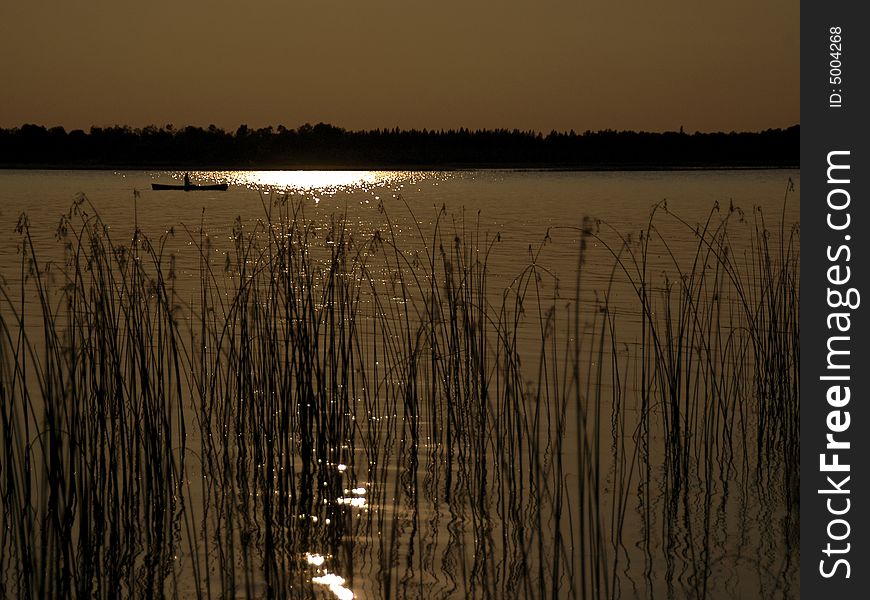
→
(0, 169, 798, 264)
(0, 169, 799, 599)
(0, 168, 798, 332)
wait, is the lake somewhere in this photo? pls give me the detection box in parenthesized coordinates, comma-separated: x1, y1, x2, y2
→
(0, 168, 798, 262)
(0, 169, 799, 599)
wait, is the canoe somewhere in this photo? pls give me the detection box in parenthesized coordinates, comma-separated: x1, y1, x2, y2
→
(151, 183, 229, 191)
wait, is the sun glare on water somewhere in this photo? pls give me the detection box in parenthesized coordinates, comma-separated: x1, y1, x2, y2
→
(305, 553, 355, 599)
(209, 170, 406, 194)
(312, 573, 355, 600)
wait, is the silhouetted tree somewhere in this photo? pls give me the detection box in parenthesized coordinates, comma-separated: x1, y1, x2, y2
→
(0, 123, 799, 169)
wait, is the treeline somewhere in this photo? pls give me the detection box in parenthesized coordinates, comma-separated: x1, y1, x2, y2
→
(0, 122, 799, 168)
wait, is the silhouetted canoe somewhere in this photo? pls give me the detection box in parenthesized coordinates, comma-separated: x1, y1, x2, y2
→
(151, 183, 229, 191)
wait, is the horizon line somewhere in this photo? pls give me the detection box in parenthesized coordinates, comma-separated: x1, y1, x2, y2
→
(2, 122, 801, 137)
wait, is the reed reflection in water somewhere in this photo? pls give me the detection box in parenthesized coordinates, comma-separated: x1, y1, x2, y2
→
(0, 182, 799, 598)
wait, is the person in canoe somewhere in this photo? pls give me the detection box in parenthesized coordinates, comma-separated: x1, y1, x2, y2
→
(183, 172, 191, 188)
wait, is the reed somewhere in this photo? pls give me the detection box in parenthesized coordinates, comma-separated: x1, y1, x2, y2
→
(0, 198, 187, 598)
(0, 189, 799, 599)
(587, 183, 799, 598)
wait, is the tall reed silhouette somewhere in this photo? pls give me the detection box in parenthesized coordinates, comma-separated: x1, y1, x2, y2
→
(0, 188, 798, 599)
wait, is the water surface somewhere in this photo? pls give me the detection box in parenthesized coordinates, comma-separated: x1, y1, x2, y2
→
(0, 168, 800, 599)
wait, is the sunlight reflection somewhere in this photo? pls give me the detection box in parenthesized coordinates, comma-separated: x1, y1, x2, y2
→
(312, 573, 355, 600)
(307, 552, 355, 600)
(305, 552, 326, 567)
(337, 496, 367, 508)
(212, 170, 410, 194)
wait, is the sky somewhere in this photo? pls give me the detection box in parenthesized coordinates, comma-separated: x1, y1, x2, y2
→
(0, 1, 799, 133)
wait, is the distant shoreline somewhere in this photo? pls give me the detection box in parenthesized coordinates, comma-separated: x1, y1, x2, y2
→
(0, 163, 799, 172)
(0, 123, 799, 173)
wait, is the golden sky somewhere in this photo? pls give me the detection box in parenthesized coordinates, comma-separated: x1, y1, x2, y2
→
(0, 0, 799, 133)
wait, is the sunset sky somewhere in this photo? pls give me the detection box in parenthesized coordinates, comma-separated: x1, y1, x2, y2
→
(0, 1, 798, 133)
